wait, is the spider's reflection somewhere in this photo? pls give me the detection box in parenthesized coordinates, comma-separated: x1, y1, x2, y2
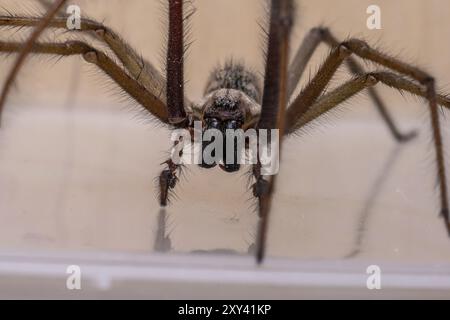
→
(346, 142, 407, 258)
(153, 208, 255, 255)
(153, 140, 408, 258)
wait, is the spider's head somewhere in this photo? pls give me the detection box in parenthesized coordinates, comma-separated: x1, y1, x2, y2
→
(198, 88, 260, 172)
(202, 89, 246, 127)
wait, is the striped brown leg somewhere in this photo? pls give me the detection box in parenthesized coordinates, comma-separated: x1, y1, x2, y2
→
(288, 27, 415, 142)
(0, 0, 67, 122)
(340, 39, 450, 235)
(294, 72, 450, 129)
(0, 40, 169, 121)
(289, 70, 450, 236)
(166, 0, 188, 126)
(253, 0, 293, 264)
(159, 0, 190, 206)
(0, 15, 168, 110)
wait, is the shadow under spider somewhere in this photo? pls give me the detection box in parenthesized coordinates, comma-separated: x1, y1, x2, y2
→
(152, 208, 255, 255)
(345, 141, 408, 259)
(152, 140, 408, 258)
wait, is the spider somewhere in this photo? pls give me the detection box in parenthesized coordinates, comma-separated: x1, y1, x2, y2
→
(1, 0, 450, 263)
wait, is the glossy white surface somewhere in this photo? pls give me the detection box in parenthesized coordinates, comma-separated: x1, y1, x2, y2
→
(1, 251, 450, 299)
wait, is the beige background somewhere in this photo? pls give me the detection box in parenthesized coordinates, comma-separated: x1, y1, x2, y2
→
(2, 0, 450, 105)
(1, 0, 450, 266)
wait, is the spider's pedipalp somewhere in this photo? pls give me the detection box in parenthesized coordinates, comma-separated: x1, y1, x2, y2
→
(159, 168, 178, 207)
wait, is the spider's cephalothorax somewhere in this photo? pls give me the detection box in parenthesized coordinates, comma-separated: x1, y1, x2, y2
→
(198, 62, 262, 172)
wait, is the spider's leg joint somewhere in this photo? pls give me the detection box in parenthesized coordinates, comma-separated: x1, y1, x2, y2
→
(312, 26, 328, 37)
(423, 76, 437, 95)
(424, 76, 435, 86)
(95, 28, 106, 38)
(253, 178, 270, 198)
(280, 14, 294, 31)
(365, 74, 379, 86)
(338, 44, 352, 58)
(420, 86, 428, 94)
(83, 51, 98, 63)
(343, 38, 369, 52)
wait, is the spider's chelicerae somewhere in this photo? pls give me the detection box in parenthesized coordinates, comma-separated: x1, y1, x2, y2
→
(1, 0, 450, 263)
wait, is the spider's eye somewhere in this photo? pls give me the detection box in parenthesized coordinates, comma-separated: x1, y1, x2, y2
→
(225, 120, 240, 130)
(207, 118, 220, 129)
